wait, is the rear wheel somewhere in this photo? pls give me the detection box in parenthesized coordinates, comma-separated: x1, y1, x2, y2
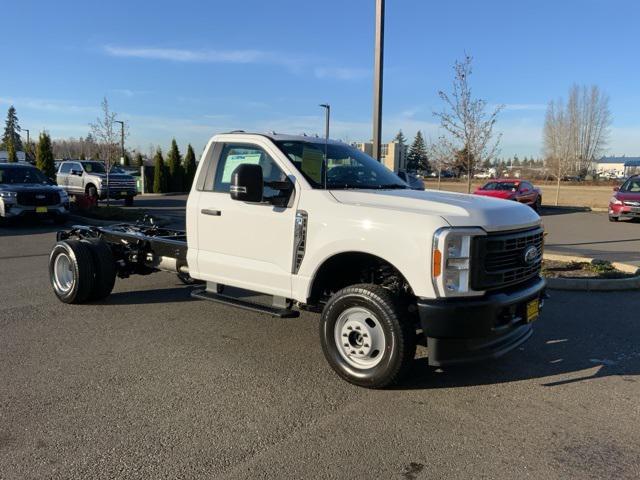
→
(86, 185, 98, 202)
(49, 240, 95, 304)
(82, 238, 117, 300)
(533, 197, 542, 212)
(320, 283, 416, 388)
(609, 215, 619, 222)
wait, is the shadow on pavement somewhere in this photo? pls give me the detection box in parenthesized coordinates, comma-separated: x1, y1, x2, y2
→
(103, 286, 194, 305)
(539, 206, 594, 217)
(396, 290, 640, 390)
(0, 219, 66, 238)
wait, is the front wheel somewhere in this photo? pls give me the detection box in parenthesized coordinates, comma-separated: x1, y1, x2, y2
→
(609, 215, 619, 222)
(533, 197, 542, 212)
(320, 284, 416, 388)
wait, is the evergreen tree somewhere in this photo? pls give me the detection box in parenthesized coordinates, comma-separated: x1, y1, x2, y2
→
(166, 139, 183, 192)
(35, 132, 56, 179)
(406, 131, 429, 172)
(153, 148, 167, 193)
(513, 154, 521, 167)
(134, 152, 144, 168)
(183, 144, 197, 191)
(2, 106, 23, 158)
(453, 146, 476, 177)
(394, 129, 407, 145)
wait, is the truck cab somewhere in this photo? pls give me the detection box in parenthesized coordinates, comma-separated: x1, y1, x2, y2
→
(56, 160, 137, 205)
(50, 132, 546, 388)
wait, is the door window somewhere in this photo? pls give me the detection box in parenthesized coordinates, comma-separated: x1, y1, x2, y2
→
(59, 163, 72, 174)
(212, 144, 290, 201)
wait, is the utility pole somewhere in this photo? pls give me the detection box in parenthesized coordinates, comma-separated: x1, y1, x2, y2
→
(372, 0, 385, 162)
(319, 104, 330, 189)
(114, 120, 125, 165)
(23, 129, 30, 162)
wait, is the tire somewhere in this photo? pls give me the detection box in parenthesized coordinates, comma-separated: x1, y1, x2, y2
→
(533, 197, 542, 212)
(124, 196, 134, 207)
(86, 185, 98, 201)
(49, 240, 95, 304)
(609, 215, 619, 222)
(176, 271, 204, 285)
(320, 283, 416, 388)
(82, 238, 117, 300)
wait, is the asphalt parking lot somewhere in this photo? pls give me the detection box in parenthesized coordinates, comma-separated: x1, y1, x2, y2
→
(1, 221, 639, 479)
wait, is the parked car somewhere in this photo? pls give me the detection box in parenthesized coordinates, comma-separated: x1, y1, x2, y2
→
(0, 163, 69, 224)
(56, 160, 137, 206)
(49, 132, 546, 389)
(396, 170, 425, 190)
(608, 175, 640, 222)
(473, 179, 542, 211)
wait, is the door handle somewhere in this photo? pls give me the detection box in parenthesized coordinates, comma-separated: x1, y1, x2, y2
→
(201, 208, 222, 216)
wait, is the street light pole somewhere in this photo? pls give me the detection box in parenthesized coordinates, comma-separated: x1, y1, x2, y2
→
(372, 0, 385, 162)
(22, 129, 30, 162)
(319, 104, 330, 189)
(114, 120, 125, 166)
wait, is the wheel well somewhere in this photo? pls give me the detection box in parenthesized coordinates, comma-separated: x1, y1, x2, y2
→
(308, 252, 414, 306)
(85, 183, 96, 193)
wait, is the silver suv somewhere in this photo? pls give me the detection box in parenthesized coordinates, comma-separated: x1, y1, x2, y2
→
(57, 161, 137, 206)
(0, 163, 69, 224)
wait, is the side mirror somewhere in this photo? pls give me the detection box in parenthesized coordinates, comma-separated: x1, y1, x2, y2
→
(613, 186, 620, 192)
(230, 163, 263, 202)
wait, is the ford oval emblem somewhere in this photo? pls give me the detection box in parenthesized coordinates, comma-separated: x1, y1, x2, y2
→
(523, 245, 539, 265)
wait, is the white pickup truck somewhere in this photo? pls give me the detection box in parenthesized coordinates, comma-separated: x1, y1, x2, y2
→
(49, 132, 546, 388)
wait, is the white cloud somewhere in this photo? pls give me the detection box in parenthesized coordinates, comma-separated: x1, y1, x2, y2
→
(313, 67, 370, 81)
(501, 103, 547, 112)
(0, 96, 96, 114)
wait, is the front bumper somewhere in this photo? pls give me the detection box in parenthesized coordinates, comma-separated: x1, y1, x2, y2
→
(0, 201, 69, 219)
(417, 277, 546, 366)
(98, 187, 137, 200)
(609, 204, 640, 219)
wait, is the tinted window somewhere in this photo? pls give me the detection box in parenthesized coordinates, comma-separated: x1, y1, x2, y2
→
(212, 144, 288, 200)
(0, 166, 49, 184)
(59, 163, 72, 174)
(275, 141, 405, 190)
(80, 162, 106, 174)
(621, 177, 640, 192)
(482, 181, 518, 191)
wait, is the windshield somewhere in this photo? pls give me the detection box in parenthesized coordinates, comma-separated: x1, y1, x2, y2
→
(275, 141, 406, 190)
(0, 166, 50, 184)
(81, 161, 106, 174)
(620, 177, 640, 193)
(482, 181, 518, 191)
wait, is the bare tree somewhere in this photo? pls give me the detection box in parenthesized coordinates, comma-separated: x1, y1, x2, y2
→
(543, 85, 611, 205)
(427, 136, 455, 190)
(434, 55, 503, 193)
(90, 98, 128, 206)
(543, 99, 573, 205)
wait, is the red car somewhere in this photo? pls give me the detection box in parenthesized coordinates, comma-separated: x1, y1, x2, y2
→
(473, 179, 542, 211)
(609, 175, 640, 222)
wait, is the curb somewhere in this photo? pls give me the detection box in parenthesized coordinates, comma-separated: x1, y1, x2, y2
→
(543, 253, 640, 291)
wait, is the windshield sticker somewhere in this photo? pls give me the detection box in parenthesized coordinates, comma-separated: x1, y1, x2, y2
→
(221, 153, 262, 183)
(301, 147, 324, 184)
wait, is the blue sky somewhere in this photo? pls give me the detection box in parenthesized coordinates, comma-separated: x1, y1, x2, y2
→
(3, 0, 639, 158)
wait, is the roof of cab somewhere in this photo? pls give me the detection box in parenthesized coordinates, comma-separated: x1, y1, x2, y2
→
(217, 131, 346, 146)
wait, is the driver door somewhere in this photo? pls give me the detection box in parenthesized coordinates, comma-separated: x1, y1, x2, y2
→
(195, 143, 297, 297)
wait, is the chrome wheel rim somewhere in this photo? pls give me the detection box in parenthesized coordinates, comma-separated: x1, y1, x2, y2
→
(334, 306, 386, 369)
(53, 252, 74, 294)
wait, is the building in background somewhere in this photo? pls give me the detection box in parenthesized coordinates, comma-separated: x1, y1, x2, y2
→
(0, 151, 27, 163)
(352, 140, 407, 172)
(594, 156, 640, 178)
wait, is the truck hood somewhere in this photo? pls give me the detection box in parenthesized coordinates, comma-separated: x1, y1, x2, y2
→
(92, 173, 135, 181)
(330, 188, 540, 232)
(0, 183, 62, 193)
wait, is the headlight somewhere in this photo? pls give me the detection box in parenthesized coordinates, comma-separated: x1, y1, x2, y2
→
(432, 227, 486, 297)
(0, 191, 17, 200)
(610, 197, 622, 206)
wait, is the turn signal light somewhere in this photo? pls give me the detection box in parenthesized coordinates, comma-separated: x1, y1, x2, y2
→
(432, 249, 442, 277)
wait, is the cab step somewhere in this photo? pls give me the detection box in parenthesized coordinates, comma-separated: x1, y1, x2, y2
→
(191, 284, 299, 318)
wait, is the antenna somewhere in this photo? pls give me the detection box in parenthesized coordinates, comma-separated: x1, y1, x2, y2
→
(319, 104, 330, 190)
